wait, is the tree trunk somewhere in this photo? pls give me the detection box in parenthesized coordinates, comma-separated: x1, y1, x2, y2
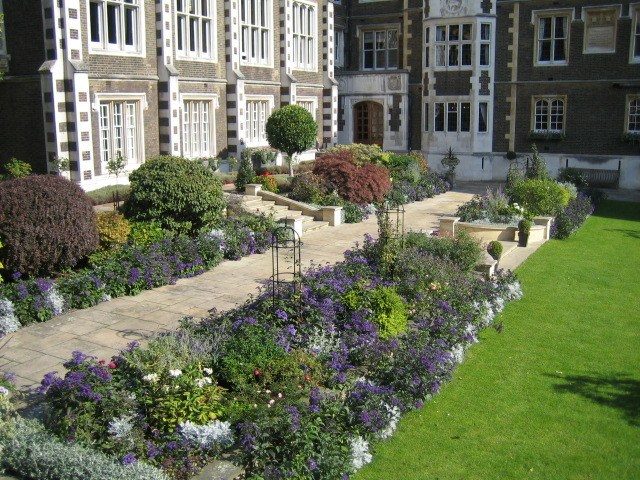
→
(288, 153, 295, 177)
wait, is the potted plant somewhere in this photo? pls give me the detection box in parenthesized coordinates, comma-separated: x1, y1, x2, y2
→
(441, 147, 459, 188)
(487, 240, 503, 266)
(518, 219, 532, 247)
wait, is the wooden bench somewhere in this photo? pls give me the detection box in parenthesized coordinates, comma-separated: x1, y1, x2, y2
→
(572, 168, 620, 188)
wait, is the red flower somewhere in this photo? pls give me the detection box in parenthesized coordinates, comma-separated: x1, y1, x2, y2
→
(98, 360, 106, 365)
(108, 361, 117, 369)
(254, 368, 262, 377)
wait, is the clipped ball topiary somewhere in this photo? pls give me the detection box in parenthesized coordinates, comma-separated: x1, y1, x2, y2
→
(266, 104, 317, 176)
(122, 156, 225, 234)
(0, 175, 99, 276)
(487, 240, 503, 261)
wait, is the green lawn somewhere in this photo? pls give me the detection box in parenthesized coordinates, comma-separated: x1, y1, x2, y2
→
(355, 200, 640, 480)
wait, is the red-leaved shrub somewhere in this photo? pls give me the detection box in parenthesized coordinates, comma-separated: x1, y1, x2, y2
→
(0, 175, 99, 276)
(313, 152, 391, 205)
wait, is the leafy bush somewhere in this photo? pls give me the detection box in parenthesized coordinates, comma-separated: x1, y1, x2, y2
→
(0, 417, 170, 480)
(404, 231, 481, 271)
(441, 148, 460, 182)
(551, 194, 594, 239)
(87, 185, 131, 206)
(487, 241, 503, 260)
(509, 179, 571, 216)
(367, 287, 408, 339)
(558, 167, 588, 189)
(255, 171, 278, 193)
(122, 156, 224, 234)
(0, 175, 99, 277)
(289, 172, 328, 203)
(96, 212, 131, 250)
(322, 143, 388, 166)
(235, 149, 257, 193)
(266, 105, 317, 175)
(127, 220, 167, 247)
(456, 188, 526, 225)
(313, 152, 391, 205)
(518, 219, 532, 234)
(1, 157, 32, 179)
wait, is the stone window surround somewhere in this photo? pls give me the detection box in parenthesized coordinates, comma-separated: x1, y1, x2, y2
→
(431, 98, 472, 134)
(335, 28, 345, 69)
(530, 8, 574, 67)
(179, 93, 219, 159)
(87, 0, 146, 58)
(295, 95, 318, 120)
(175, 0, 218, 63)
(630, 3, 640, 63)
(531, 95, 567, 133)
(243, 94, 274, 147)
(356, 23, 400, 71)
(291, 0, 318, 72)
(240, 0, 274, 68)
(433, 22, 473, 69)
(581, 5, 622, 55)
(625, 94, 640, 133)
(92, 92, 148, 172)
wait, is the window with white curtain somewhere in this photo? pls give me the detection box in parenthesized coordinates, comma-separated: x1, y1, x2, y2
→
(434, 101, 470, 132)
(627, 97, 640, 132)
(478, 102, 488, 132)
(245, 99, 271, 145)
(99, 100, 140, 165)
(435, 24, 472, 67)
(176, 0, 215, 59)
(535, 13, 569, 65)
(89, 0, 142, 53)
(240, 0, 271, 65)
(182, 100, 214, 158)
(335, 29, 345, 68)
(292, 2, 316, 70)
(480, 23, 491, 66)
(533, 97, 565, 132)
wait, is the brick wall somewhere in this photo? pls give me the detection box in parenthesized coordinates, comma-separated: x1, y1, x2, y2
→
(3, 0, 45, 76)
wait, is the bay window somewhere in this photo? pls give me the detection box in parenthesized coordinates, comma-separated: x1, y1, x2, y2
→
(89, 0, 142, 53)
(240, 0, 272, 65)
(292, 2, 316, 70)
(433, 101, 470, 133)
(176, 0, 215, 59)
(480, 23, 491, 66)
(435, 23, 472, 67)
(99, 99, 141, 166)
(362, 27, 399, 70)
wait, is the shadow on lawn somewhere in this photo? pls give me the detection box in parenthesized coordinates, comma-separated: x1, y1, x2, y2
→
(547, 373, 640, 427)
(605, 229, 640, 240)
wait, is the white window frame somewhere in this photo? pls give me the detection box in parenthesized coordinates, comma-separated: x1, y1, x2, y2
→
(361, 26, 399, 71)
(532, 9, 572, 66)
(292, 1, 317, 71)
(479, 23, 491, 66)
(296, 96, 318, 121)
(631, 5, 640, 63)
(434, 23, 473, 69)
(180, 94, 219, 159)
(335, 28, 345, 69)
(626, 95, 640, 133)
(87, 0, 145, 56)
(240, 0, 273, 67)
(424, 26, 430, 69)
(244, 95, 274, 147)
(478, 101, 489, 133)
(582, 5, 620, 54)
(93, 93, 146, 170)
(433, 100, 471, 133)
(175, 0, 217, 61)
(532, 96, 566, 133)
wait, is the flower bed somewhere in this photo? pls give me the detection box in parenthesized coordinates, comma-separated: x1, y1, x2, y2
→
(0, 214, 277, 337)
(1, 229, 523, 480)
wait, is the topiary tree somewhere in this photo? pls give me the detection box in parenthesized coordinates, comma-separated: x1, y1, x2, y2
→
(121, 156, 225, 234)
(441, 148, 460, 186)
(0, 175, 99, 276)
(265, 105, 317, 177)
(235, 148, 256, 193)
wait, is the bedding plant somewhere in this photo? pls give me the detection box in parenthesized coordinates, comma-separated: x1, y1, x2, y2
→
(7, 219, 524, 480)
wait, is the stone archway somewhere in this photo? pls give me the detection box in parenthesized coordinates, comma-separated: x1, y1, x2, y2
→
(353, 101, 384, 146)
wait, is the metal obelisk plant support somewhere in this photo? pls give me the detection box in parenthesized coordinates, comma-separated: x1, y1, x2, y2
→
(271, 224, 302, 316)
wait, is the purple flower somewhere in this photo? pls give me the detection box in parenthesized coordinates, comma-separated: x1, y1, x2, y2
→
(121, 453, 137, 465)
(63, 351, 91, 368)
(146, 441, 161, 459)
(285, 405, 301, 432)
(308, 458, 318, 471)
(35, 278, 53, 294)
(308, 387, 321, 413)
(275, 309, 288, 321)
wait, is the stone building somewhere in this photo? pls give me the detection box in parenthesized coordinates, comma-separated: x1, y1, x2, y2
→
(0, 0, 639, 189)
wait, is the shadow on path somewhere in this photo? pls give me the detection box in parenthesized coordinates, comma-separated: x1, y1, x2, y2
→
(547, 372, 640, 427)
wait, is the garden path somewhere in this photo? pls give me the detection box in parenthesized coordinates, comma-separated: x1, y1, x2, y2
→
(1, 183, 507, 390)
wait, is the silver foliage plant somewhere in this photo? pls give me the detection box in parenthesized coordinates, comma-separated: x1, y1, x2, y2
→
(0, 297, 20, 337)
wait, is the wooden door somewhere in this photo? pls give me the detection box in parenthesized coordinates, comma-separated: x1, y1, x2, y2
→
(353, 101, 383, 146)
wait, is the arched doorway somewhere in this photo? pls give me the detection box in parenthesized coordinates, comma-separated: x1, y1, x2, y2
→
(353, 101, 384, 146)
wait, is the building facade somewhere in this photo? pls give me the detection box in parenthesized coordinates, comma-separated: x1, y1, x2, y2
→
(0, 0, 639, 189)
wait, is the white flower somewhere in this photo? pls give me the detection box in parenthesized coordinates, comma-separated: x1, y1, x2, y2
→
(0, 386, 10, 396)
(307, 327, 339, 356)
(143, 373, 159, 383)
(45, 286, 65, 316)
(203, 368, 213, 375)
(179, 420, 234, 449)
(108, 415, 134, 439)
(350, 436, 373, 471)
(376, 404, 401, 439)
(195, 377, 212, 388)
(169, 369, 182, 377)
(0, 298, 20, 338)
(450, 344, 465, 365)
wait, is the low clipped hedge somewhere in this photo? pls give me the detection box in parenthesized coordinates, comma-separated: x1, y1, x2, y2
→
(122, 156, 225, 234)
(0, 417, 169, 480)
(509, 179, 572, 216)
(0, 175, 99, 277)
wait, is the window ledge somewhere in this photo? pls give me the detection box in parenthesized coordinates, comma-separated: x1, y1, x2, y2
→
(89, 49, 145, 59)
(533, 62, 569, 67)
(529, 130, 566, 141)
(176, 55, 218, 63)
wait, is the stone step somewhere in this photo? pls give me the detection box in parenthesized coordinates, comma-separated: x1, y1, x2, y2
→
(303, 220, 330, 233)
(272, 210, 304, 220)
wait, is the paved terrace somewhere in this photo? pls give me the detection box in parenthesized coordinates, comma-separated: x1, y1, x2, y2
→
(1, 183, 531, 390)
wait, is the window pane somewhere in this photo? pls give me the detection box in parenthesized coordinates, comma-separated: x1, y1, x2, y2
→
(554, 39, 566, 61)
(460, 103, 470, 132)
(177, 16, 185, 50)
(364, 50, 374, 68)
(480, 44, 489, 66)
(539, 17, 551, 39)
(436, 26, 446, 42)
(376, 50, 385, 69)
(434, 103, 444, 131)
(435, 44, 446, 66)
(177, 0, 185, 12)
(190, 18, 197, 51)
(424, 103, 429, 131)
(555, 16, 566, 38)
(462, 24, 472, 40)
(202, 20, 210, 54)
(388, 29, 398, 49)
(201, 0, 209, 16)
(478, 102, 488, 132)
(107, 4, 118, 45)
(448, 44, 459, 66)
(447, 103, 458, 132)
(448, 24, 459, 41)
(461, 44, 471, 65)
(481, 23, 491, 41)
(90, 2, 101, 42)
(388, 48, 398, 68)
(539, 40, 551, 61)
(364, 32, 374, 49)
(124, 8, 135, 46)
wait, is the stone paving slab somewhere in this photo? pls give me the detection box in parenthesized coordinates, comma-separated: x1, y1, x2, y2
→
(0, 183, 538, 391)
